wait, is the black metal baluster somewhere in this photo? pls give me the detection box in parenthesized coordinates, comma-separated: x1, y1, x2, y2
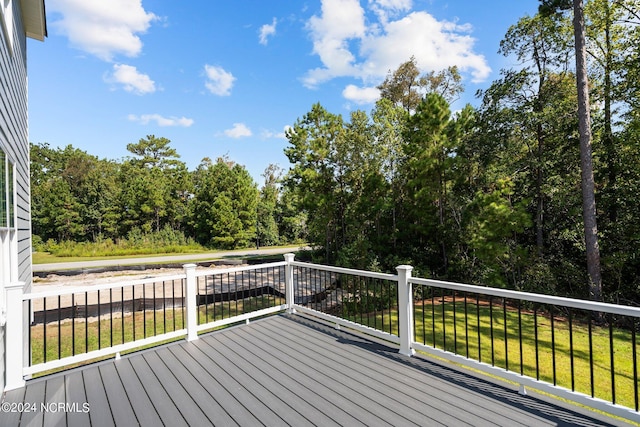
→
(227, 272, 232, 319)
(609, 315, 616, 404)
(503, 298, 508, 372)
(57, 295, 61, 360)
(142, 284, 146, 338)
(366, 276, 371, 327)
(431, 289, 436, 347)
(551, 305, 556, 386)
(633, 319, 638, 411)
(490, 296, 494, 366)
(422, 285, 426, 345)
(28, 300, 32, 365)
(259, 268, 264, 309)
(442, 288, 446, 351)
(172, 279, 176, 330)
(373, 277, 378, 331)
(534, 308, 539, 380)
(153, 280, 157, 336)
(477, 294, 481, 362)
(213, 275, 217, 321)
(453, 291, 457, 355)
(359, 275, 364, 326)
(464, 292, 469, 358)
(109, 288, 113, 347)
(181, 278, 185, 326)
(234, 271, 239, 317)
(98, 290, 101, 349)
(569, 309, 575, 391)
(388, 278, 392, 334)
(43, 297, 47, 363)
(518, 301, 523, 376)
(331, 270, 336, 315)
(121, 286, 125, 343)
(204, 275, 209, 322)
(240, 270, 249, 313)
(589, 313, 594, 397)
(71, 293, 76, 356)
(84, 292, 88, 353)
(132, 285, 136, 341)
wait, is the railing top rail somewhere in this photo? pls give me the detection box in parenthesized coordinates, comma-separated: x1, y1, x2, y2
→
(23, 273, 187, 301)
(410, 276, 640, 318)
(291, 261, 398, 282)
(193, 261, 287, 278)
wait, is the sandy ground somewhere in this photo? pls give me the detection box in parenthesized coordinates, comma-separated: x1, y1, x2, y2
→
(32, 266, 191, 291)
(29, 263, 327, 317)
(29, 264, 253, 312)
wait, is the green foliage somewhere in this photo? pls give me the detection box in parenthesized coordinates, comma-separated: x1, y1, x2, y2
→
(35, 226, 203, 257)
(468, 178, 532, 287)
(31, 138, 304, 254)
(190, 157, 258, 249)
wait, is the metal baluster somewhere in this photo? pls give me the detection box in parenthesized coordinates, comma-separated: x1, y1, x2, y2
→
(551, 305, 556, 386)
(503, 298, 508, 372)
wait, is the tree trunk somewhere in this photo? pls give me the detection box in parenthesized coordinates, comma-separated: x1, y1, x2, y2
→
(573, 0, 603, 301)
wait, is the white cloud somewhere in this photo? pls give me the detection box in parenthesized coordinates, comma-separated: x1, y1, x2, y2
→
(108, 64, 155, 94)
(204, 65, 236, 96)
(48, 0, 158, 61)
(261, 125, 290, 139)
(128, 114, 194, 127)
(259, 18, 277, 45)
(303, 0, 367, 88)
(361, 12, 491, 83)
(342, 84, 380, 105)
(369, 0, 412, 24)
(303, 0, 491, 92)
(224, 123, 252, 138)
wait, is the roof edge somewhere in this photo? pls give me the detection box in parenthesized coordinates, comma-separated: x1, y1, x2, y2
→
(20, 0, 46, 41)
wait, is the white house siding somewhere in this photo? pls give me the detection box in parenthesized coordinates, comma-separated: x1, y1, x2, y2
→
(0, 0, 32, 393)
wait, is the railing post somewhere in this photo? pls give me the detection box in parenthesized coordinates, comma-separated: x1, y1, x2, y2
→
(397, 265, 415, 357)
(184, 264, 198, 342)
(284, 253, 296, 314)
(5, 281, 25, 391)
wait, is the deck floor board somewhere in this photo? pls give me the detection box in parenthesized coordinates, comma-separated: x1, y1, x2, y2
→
(111, 359, 162, 427)
(259, 315, 530, 426)
(1, 314, 630, 427)
(64, 372, 90, 427)
(127, 353, 188, 426)
(81, 367, 114, 427)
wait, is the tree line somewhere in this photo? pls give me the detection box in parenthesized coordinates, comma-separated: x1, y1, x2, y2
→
(283, 1, 640, 303)
(31, 136, 307, 251)
(32, 0, 640, 303)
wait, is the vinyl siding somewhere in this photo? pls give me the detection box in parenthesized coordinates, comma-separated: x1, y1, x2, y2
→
(1, 0, 32, 393)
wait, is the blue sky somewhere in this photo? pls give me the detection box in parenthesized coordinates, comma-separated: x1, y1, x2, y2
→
(27, 0, 540, 184)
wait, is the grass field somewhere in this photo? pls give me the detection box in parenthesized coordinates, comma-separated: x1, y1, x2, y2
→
(341, 296, 639, 410)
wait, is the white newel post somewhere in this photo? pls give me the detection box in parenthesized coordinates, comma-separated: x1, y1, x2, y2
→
(5, 281, 25, 390)
(396, 265, 415, 357)
(184, 264, 198, 342)
(284, 253, 296, 314)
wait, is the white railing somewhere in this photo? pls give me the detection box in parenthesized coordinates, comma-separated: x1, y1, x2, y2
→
(4, 260, 290, 390)
(287, 259, 640, 424)
(5, 253, 640, 423)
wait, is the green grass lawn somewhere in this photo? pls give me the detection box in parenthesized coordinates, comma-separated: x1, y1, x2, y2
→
(32, 244, 305, 265)
(342, 297, 638, 410)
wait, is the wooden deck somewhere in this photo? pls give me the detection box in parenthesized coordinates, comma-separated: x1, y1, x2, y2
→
(1, 314, 629, 426)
